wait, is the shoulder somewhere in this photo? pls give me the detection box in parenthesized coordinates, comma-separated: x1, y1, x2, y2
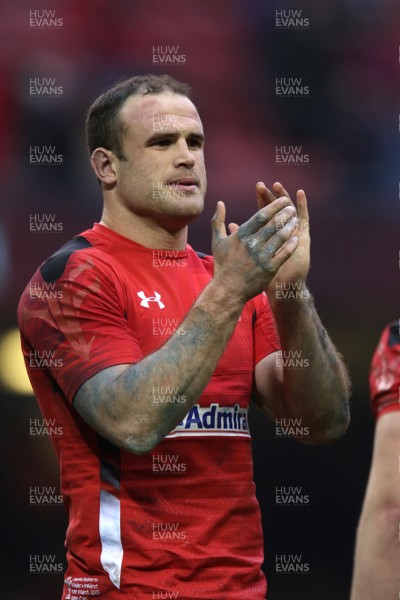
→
(370, 321, 400, 419)
(370, 321, 400, 393)
(18, 233, 125, 329)
(39, 233, 123, 285)
(39, 235, 94, 284)
(376, 322, 400, 353)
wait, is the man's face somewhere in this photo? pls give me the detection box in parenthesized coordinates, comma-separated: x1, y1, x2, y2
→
(113, 92, 206, 230)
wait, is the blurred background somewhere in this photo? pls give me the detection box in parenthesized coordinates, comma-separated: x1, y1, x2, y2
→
(1, 0, 399, 598)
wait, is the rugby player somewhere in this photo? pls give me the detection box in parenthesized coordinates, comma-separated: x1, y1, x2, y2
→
(351, 322, 400, 599)
(18, 74, 350, 599)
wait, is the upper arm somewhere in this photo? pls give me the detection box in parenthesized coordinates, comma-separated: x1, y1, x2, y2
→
(253, 353, 284, 418)
(20, 251, 143, 403)
(73, 363, 138, 448)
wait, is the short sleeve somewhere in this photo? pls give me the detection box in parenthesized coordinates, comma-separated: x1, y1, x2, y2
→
(253, 292, 281, 366)
(370, 322, 400, 419)
(18, 251, 144, 403)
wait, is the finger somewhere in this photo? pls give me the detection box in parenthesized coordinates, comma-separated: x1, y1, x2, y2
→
(243, 212, 297, 272)
(296, 189, 309, 224)
(252, 206, 297, 248)
(256, 182, 276, 210)
(239, 196, 292, 238)
(262, 213, 298, 257)
(256, 182, 269, 210)
(272, 181, 292, 203)
(211, 201, 227, 243)
(273, 228, 297, 256)
(228, 222, 239, 234)
(269, 236, 299, 272)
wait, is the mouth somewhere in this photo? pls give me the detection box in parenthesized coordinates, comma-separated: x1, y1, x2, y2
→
(167, 177, 199, 192)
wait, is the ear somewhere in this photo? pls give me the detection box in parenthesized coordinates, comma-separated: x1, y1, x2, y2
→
(90, 148, 117, 186)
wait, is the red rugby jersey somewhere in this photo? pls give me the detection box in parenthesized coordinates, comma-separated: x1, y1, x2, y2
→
(18, 223, 280, 600)
(370, 321, 400, 419)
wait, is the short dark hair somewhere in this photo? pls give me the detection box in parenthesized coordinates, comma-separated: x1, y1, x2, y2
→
(86, 74, 192, 159)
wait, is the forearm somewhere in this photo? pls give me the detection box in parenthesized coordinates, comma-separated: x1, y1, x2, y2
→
(350, 502, 400, 600)
(269, 286, 350, 442)
(97, 280, 243, 453)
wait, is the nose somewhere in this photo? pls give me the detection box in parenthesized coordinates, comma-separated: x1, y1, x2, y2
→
(173, 139, 195, 169)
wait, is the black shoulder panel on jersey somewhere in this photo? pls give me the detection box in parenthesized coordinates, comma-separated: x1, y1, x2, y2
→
(195, 250, 208, 259)
(40, 236, 92, 283)
(388, 321, 400, 347)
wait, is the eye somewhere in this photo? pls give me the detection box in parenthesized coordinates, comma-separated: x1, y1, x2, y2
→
(153, 138, 172, 147)
(188, 138, 203, 149)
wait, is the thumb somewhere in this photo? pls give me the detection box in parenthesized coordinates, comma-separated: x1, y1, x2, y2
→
(211, 201, 227, 245)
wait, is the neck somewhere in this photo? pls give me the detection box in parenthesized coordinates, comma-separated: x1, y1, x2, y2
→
(100, 205, 188, 250)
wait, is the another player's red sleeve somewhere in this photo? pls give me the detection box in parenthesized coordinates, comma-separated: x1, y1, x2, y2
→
(19, 252, 144, 403)
(253, 292, 281, 365)
(370, 322, 400, 419)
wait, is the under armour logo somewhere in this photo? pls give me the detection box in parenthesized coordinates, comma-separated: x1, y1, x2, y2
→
(137, 290, 165, 309)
